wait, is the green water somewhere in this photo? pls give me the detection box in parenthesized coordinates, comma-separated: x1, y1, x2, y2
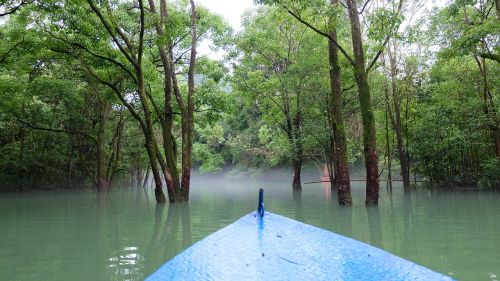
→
(0, 177, 499, 281)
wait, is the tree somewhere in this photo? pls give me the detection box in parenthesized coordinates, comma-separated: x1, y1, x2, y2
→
(429, 0, 499, 157)
(257, 0, 403, 204)
(327, 0, 352, 205)
(232, 7, 326, 188)
(83, 0, 168, 202)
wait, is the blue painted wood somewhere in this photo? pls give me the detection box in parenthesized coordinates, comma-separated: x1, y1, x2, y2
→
(257, 188, 265, 217)
(147, 212, 453, 280)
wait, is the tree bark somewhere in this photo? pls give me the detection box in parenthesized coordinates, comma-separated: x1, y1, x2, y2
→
(292, 86, 304, 189)
(180, 0, 198, 201)
(106, 112, 124, 187)
(148, 0, 180, 202)
(328, 0, 352, 206)
(480, 59, 500, 157)
(387, 49, 410, 191)
(142, 166, 151, 188)
(96, 103, 109, 192)
(384, 104, 393, 191)
(474, 55, 500, 157)
(86, 0, 167, 203)
(137, 69, 166, 203)
(496, 0, 500, 24)
(292, 159, 302, 189)
(346, 0, 380, 205)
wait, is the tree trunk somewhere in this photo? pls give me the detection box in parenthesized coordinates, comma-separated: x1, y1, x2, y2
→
(85, 0, 166, 203)
(155, 141, 176, 202)
(496, 0, 500, 24)
(388, 50, 410, 191)
(292, 159, 302, 189)
(474, 55, 500, 157)
(148, 0, 181, 202)
(106, 112, 124, 187)
(328, 0, 352, 205)
(480, 58, 500, 157)
(292, 84, 304, 189)
(142, 166, 150, 189)
(138, 71, 166, 203)
(136, 161, 143, 188)
(96, 104, 108, 192)
(180, 0, 198, 201)
(385, 105, 393, 191)
(32, 134, 50, 189)
(346, 0, 379, 205)
(66, 136, 73, 185)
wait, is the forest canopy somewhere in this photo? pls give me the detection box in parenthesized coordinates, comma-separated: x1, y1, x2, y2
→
(0, 0, 499, 203)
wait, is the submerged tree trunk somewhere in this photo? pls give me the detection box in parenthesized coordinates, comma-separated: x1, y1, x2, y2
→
(148, 0, 180, 202)
(328, 0, 352, 206)
(387, 49, 410, 191)
(293, 87, 304, 189)
(138, 70, 166, 203)
(180, 0, 198, 201)
(292, 159, 302, 189)
(346, 0, 379, 205)
(86, 0, 166, 203)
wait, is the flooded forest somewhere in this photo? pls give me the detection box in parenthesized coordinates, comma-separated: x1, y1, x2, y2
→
(0, 0, 499, 280)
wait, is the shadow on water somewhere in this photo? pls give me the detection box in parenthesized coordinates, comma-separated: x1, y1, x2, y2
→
(366, 205, 383, 249)
(161, 203, 192, 260)
(292, 186, 303, 221)
(142, 201, 194, 279)
(101, 191, 145, 281)
(401, 193, 417, 258)
(146, 204, 165, 272)
(337, 200, 353, 238)
(95, 193, 109, 281)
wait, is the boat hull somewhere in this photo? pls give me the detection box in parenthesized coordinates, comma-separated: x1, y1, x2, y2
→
(147, 212, 453, 280)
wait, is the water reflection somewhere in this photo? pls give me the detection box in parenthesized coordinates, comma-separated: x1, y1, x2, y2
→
(107, 246, 143, 280)
(321, 182, 332, 201)
(160, 203, 192, 259)
(293, 188, 303, 221)
(366, 206, 383, 248)
(340, 205, 353, 238)
(0, 180, 499, 281)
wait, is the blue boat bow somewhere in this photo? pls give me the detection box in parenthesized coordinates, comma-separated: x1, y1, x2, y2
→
(147, 190, 453, 281)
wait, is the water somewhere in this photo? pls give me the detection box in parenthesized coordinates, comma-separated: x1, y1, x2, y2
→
(0, 176, 499, 281)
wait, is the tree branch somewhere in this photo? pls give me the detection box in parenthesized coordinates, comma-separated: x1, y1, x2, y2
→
(80, 63, 148, 132)
(358, 0, 372, 14)
(366, 0, 404, 73)
(45, 30, 138, 84)
(283, 5, 355, 66)
(0, 38, 24, 63)
(0, 0, 30, 17)
(479, 52, 500, 63)
(18, 119, 98, 143)
(85, 0, 137, 66)
(138, 0, 145, 64)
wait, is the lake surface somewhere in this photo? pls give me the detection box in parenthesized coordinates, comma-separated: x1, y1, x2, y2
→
(0, 175, 499, 281)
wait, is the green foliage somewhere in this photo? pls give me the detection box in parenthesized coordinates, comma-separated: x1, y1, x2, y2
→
(408, 55, 497, 186)
(0, 0, 498, 190)
(478, 158, 500, 188)
(367, 8, 403, 43)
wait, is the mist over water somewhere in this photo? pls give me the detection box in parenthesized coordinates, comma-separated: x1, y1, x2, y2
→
(0, 172, 499, 281)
